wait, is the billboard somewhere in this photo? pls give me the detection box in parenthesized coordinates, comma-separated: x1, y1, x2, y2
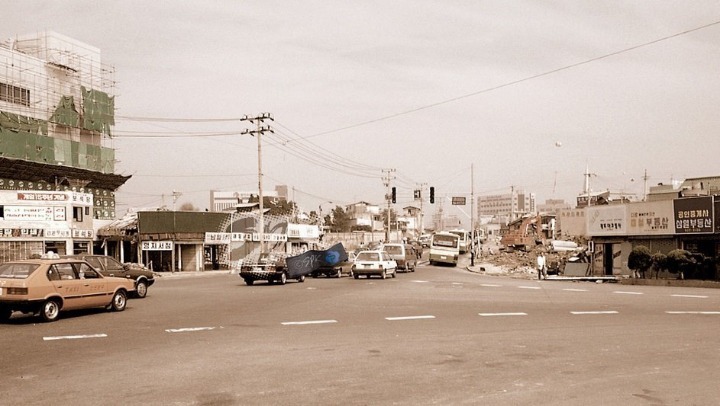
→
(673, 196, 713, 234)
(627, 200, 674, 235)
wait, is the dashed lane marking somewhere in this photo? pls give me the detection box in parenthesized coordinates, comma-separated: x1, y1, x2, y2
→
(665, 311, 720, 315)
(481, 284, 501, 287)
(671, 294, 708, 299)
(281, 320, 338, 326)
(518, 286, 541, 290)
(165, 327, 218, 333)
(613, 291, 644, 295)
(570, 311, 619, 315)
(385, 315, 436, 321)
(563, 288, 588, 292)
(478, 312, 527, 317)
(43, 334, 107, 341)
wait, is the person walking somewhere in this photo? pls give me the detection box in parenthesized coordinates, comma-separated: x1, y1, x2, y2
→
(537, 252, 547, 280)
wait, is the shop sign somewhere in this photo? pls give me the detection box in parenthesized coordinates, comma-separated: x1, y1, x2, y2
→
(586, 205, 627, 236)
(627, 200, 674, 235)
(0, 228, 46, 238)
(673, 196, 713, 234)
(45, 229, 71, 238)
(205, 232, 231, 244)
(72, 229, 94, 238)
(3, 206, 54, 221)
(16, 192, 68, 201)
(141, 241, 174, 251)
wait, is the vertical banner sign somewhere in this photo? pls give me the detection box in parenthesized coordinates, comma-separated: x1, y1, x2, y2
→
(673, 196, 713, 234)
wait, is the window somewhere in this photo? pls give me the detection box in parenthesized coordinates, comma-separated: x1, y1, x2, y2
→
(0, 82, 30, 106)
(55, 263, 76, 280)
(73, 206, 83, 222)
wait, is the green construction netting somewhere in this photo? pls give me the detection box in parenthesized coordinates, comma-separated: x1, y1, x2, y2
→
(0, 111, 48, 135)
(81, 86, 115, 136)
(50, 95, 80, 127)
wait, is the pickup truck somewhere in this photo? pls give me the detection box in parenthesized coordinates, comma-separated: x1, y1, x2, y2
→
(239, 253, 306, 286)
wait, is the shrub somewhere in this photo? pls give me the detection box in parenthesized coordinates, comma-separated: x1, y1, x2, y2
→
(628, 246, 652, 278)
(650, 252, 667, 279)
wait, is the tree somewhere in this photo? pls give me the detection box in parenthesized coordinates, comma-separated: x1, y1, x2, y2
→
(329, 205, 351, 232)
(178, 202, 199, 211)
(628, 246, 652, 279)
(650, 252, 667, 279)
(665, 249, 695, 280)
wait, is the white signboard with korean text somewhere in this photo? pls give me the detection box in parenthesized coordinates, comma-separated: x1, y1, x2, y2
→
(627, 200, 675, 235)
(586, 205, 627, 236)
(141, 241, 174, 251)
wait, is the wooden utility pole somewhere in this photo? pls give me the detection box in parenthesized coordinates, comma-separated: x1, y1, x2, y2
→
(241, 113, 273, 254)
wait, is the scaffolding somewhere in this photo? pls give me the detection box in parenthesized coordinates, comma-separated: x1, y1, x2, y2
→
(0, 31, 116, 147)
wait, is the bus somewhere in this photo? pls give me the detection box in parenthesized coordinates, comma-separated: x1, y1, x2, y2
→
(448, 229, 469, 254)
(428, 232, 460, 266)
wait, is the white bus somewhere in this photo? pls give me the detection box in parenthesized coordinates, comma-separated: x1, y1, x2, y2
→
(429, 232, 460, 266)
(448, 229, 469, 254)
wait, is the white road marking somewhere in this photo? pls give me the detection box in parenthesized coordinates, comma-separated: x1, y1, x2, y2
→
(570, 311, 619, 315)
(481, 284, 501, 287)
(671, 294, 708, 299)
(518, 286, 541, 290)
(563, 288, 588, 292)
(43, 334, 107, 341)
(165, 327, 217, 333)
(666, 311, 720, 315)
(385, 315, 436, 321)
(614, 291, 644, 295)
(478, 312, 527, 317)
(411, 280, 430, 283)
(281, 320, 338, 325)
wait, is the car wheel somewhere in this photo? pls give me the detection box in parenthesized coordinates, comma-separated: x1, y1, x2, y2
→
(336, 268, 342, 278)
(354, 273, 359, 279)
(298, 275, 305, 283)
(135, 280, 148, 298)
(245, 279, 254, 286)
(380, 270, 386, 280)
(0, 306, 12, 322)
(392, 269, 397, 278)
(280, 272, 287, 285)
(40, 299, 61, 322)
(110, 290, 127, 312)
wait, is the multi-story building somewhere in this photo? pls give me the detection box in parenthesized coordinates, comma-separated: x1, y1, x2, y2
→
(0, 32, 128, 260)
(210, 187, 287, 212)
(477, 190, 536, 221)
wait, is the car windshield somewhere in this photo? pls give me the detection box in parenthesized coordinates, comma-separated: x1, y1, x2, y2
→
(433, 235, 458, 248)
(356, 252, 380, 261)
(0, 263, 40, 279)
(384, 245, 402, 254)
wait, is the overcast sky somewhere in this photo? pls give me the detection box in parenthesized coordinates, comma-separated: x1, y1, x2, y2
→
(4, 1, 720, 226)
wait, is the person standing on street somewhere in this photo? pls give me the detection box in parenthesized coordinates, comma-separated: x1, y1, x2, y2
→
(537, 252, 547, 280)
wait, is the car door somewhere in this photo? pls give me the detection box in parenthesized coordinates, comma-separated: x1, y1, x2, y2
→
(380, 252, 396, 274)
(48, 263, 87, 310)
(74, 262, 109, 307)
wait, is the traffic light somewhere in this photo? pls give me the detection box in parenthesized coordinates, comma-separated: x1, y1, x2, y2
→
(414, 189, 421, 199)
(391, 187, 397, 203)
(429, 187, 435, 203)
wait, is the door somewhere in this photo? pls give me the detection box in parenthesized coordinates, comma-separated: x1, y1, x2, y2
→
(48, 263, 87, 310)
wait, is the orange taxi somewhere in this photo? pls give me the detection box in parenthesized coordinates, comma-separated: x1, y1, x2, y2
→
(0, 255, 135, 322)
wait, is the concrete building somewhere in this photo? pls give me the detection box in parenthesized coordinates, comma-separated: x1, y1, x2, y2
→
(477, 190, 536, 221)
(210, 187, 287, 212)
(0, 32, 129, 261)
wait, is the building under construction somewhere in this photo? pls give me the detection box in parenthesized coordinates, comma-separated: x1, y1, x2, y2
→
(0, 31, 130, 261)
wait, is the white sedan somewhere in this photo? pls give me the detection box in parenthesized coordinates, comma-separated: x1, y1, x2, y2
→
(351, 250, 397, 279)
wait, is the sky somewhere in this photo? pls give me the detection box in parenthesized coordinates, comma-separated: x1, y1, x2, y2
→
(4, 1, 720, 227)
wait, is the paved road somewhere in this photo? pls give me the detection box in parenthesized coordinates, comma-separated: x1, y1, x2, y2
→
(2, 264, 719, 405)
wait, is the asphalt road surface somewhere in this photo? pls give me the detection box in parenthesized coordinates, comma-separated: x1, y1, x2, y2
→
(2, 263, 719, 405)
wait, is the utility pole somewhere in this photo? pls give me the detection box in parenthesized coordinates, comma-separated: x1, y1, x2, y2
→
(382, 169, 396, 242)
(241, 113, 274, 254)
(642, 169, 649, 201)
(470, 164, 475, 266)
(417, 182, 427, 236)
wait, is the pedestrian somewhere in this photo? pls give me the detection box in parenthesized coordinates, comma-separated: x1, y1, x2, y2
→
(537, 252, 547, 280)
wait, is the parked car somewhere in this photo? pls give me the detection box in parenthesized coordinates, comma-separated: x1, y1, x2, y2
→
(64, 254, 155, 298)
(0, 256, 135, 322)
(351, 250, 397, 279)
(239, 253, 306, 285)
(383, 243, 417, 272)
(419, 234, 432, 248)
(311, 265, 350, 278)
